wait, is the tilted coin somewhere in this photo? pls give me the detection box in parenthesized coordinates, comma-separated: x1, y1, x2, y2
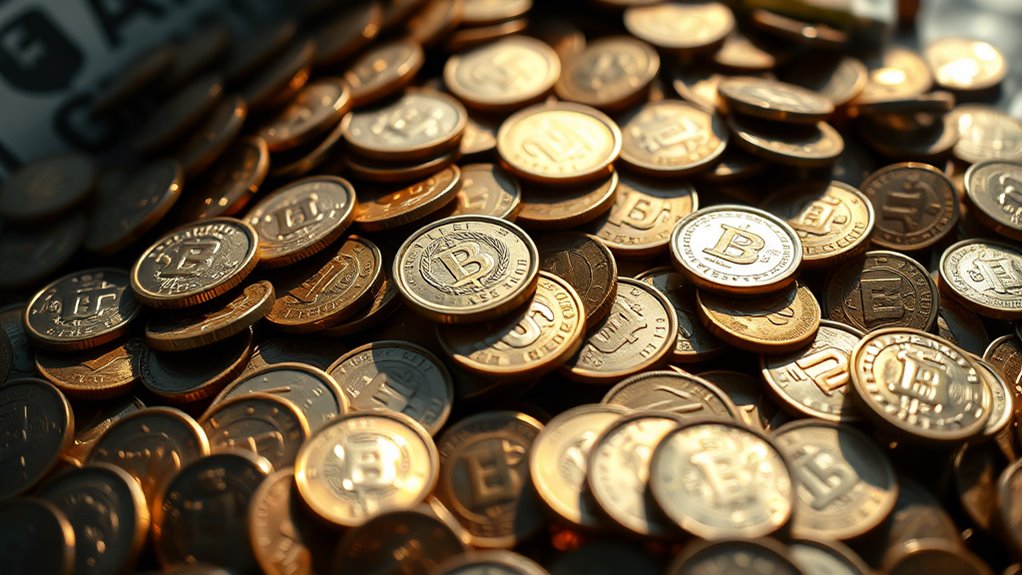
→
(243, 337, 347, 376)
(311, 3, 381, 67)
(719, 77, 834, 124)
(345, 38, 424, 106)
(697, 282, 820, 353)
(460, 115, 499, 159)
(435, 550, 549, 575)
(618, 100, 727, 176)
(238, 39, 315, 112)
(327, 340, 453, 435)
(36, 338, 143, 400)
(670, 204, 802, 296)
(131, 218, 260, 309)
(781, 55, 868, 108)
(145, 281, 274, 351)
(0, 378, 73, 498)
(666, 539, 802, 575)
(38, 463, 149, 575)
(446, 17, 529, 53)
(269, 117, 347, 180)
(861, 162, 958, 251)
(152, 451, 272, 571)
(939, 239, 1022, 320)
(850, 327, 989, 444)
(924, 37, 1006, 93)
(25, 268, 140, 352)
(750, 9, 849, 48)
(245, 175, 356, 268)
(445, 35, 559, 111)
(589, 172, 698, 257)
(319, 270, 402, 336)
(936, 296, 990, 356)
(0, 153, 95, 223)
(406, 0, 463, 46)
(953, 440, 1008, 533)
(774, 420, 898, 540)
(257, 78, 352, 152)
(132, 74, 223, 154)
(853, 91, 955, 117)
(449, 163, 522, 220)
(0, 214, 86, 291)
(858, 47, 933, 104)
(998, 458, 1022, 559)
(949, 105, 1022, 164)
(200, 392, 309, 469)
(394, 215, 540, 324)
(332, 506, 467, 574)
(86, 160, 183, 256)
(965, 160, 1022, 241)
(761, 320, 863, 422)
(342, 89, 466, 161)
(603, 369, 738, 419)
(700, 370, 783, 431)
(60, 396, 145, 467)
(0, 498, 75, 575)
(516, 168, 619, 229)
(175, 95, 248, 178)
(461, 0, 530, 24)
(984, 335, 1022, 417)
(538, 232, 618, 325)
(623, 2, 734, 53)
(884, 541, 993, 575)
(728, 114, 844, 167)
(353, 165, 462, 231)
(216, 363, 349, 432)
(248, 467, 334, 575)
(295, 411, 438, 527)
(824, 250, 938, 332)
(139, 328, 253, 403)
(561, 278, 678, 384)
(91, 43, 175, 115)
(176, 137, 269, 221)
(790, 538, 871, 575)
(343, 147, 459, 183)
(555, 36, 659, 112)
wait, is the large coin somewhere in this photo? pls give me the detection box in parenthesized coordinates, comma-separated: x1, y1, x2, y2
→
(861, 162, 958, 251)
(25, 268, 140, 351)
(342, 89, 466, 161)
(200, 392, 309, 469)
(555, 36, 659, 112)
(824, 250, 938, 332)
(939, 239, 1022, 320)
(215, 363, 349, 432)
(696, 282, 821, 353)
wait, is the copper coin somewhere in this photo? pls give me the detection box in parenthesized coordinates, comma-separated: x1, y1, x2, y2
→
(345, 39, 424, 106)
(538, 232, 618, 325)
(38, 463, 149, 575)
(176, 137, 269, 221)
(445, 18, 528, 53)
(516, 168, 618, 229)
(965, 159, 1022, 241)
(719, 77, 834, 124)
(342, 89, 466, 161)
(728, 114, 844, 167)
(86, 160, 183, 255)
(445, 36, 559, 111)
(936, 296, 990, 356)
(885, 541, 992, 575)
(0, 498, 75, 575)
(998, 458, 1022, 559)
(750, 9, 849, 49)
(139, 328, 253, 403)
(257, 78, 351, 152)
(954, 440, 1007, 533)
(925, 37, 1006, 93)
(602, 369, 738, 419)
(864, 110, 954, 164)
(327, 340, 453, 435)
(354, 165, 462, 231)
(449, 163, 521, 220)
(238, 39, 315, 112)
(343, 147, 459, 183)
(555, 36, 658, 112)
(858, 47, 933, 104)
(222, 20, 298, 82)
(176, 95, 247, 178)
(782, 55, 868, 108)
(761, 320, 863, 422)
(153, 451, 272, 571)
(248, 467, 335, 575)
(697, 282, 821, 353)
(406, 0, 463, 46)
(435, 411, 545, 548)
(790, 538, 871, 575)
(618, 100, 727, 176)
(948, 105, 1022, 164)
(215, 363, 349, 432)
(131, 218, 260, 309)
(91, 44, 175, 115)
(0, 379, 73, 498)
(590, 172, 698, 257)
(311, 3, 382, 67)
(161, 23, 230, 88)
(699, 370, 780, 432)
(824, 250, 939, 332)
(461, 0, 530, 24)
(0, 214, 86, 291)
(200, 392, 309, 469)
(459, 115, 499, 159)
(666, 539, 801, 575)
(0, 153, 95, 223)
(671, 65, 735, 112)
(36, 338, 143, 400)
(60, 396, 145, 467)
(861, 162, 958, 251)
(145, 281, 274, 352)
(320, 269, 402, 336)
(133, 74, 224, 155)
(268, 120, 347, 182)
(245, 176, 356, 268)
(939, 239, 1022, 320)
(623, 2, 734, 53)
(332, 506, 467, 573)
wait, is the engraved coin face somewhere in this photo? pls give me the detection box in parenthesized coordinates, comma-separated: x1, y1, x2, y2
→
(555, 36, 660, 111)
(0, 498, 75, 575)
(861, 162, 958, 251)
(774, 420, 897, 540)
(859, 47, 933, 103)
(850, 328, 990, 443)
(394, 215, 540, 323)
(670, 204, 802, 295)
(449, 163, 522, 220)
(939, 239, 1022, 320)
(949, 105, 1022, 164)
(342, 90, 467, 161)
(761, 320, 863, 422)
(589, 173, 697, 257)
(145, 280, 275, 352)
(719, 77, 834, 123)
(36, 338, 143, 400)
(925, 37, 1006, 92)
(327, 341, 454, 435)
(200, 393, 309, 469)
(824, 250, 938, 332)
(445, 36, 560, 110)
(538, 232, 618, 324)
(728, 114, 844, 167)
(131, 218, 260, 309)
(618, 100, 727, 176)
(623, 2, 734, 52)
(354, 165, 462, 231)
(666, 539, 801, 575)
(345, 39, 424, 105)
(561, 278, 678, 383)
(217, 363, 349, 432)
(650, 420, 793, 539)
(697, 282, 821, 353)
(0, 379, 73, 499)
(294, 411, 438, 527)
(965, 160, 1022, 241)
(497, 102, 622, 184)
(603, 370, 738, 420)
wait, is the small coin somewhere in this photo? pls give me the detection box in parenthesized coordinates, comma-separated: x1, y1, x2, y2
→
(925, 37, 1006, 93)
(0, 378, 73, 498)
(133, 74, 223, 154)
(131, 218, 259, 309)
(436, 411, 545, 548)
(948, 105, 1022, 164)
(139, 328, 253, 403)
(538, 232, 618, 325)
(936, 296, 990, 356)
(0, 154, 95, 223)
(649, 419, 793, 539)
(449, 163, 522, 220)
(781, 55, 868, 108)
(354, 165, 462, 231)
(342, 89, 466, 161)
(38, 463, 149, 575)
(939, 239, 1022, 320)
(345, 39, 424, 106)
(445, 36, 559, 111)
(36, 338, 143, 400)
(850, 327, 989, 444)
(86, 160, 183, 256)
(245, 175, 356, 268)
(332, 506, 467, 573)
(296, 411, 437, 527)
(618, 100, 727, 176)
(623, 2, 734, 53)
(774, 420, 898, 540)
(223, 19, 298, 82)
(965, 160, 1022, 241)
(497, 102, 622, 185)
(257, 78, 351, 153)
(699, 370, 781, 431)
(25, 268, 140, 352)
(248, 467, 334, 575)
(311, 3, 382, 67)
(589, 172, 698, 257)
(719, 77, 835, 124)
(859, 47, 933, 104)
(728, 114, 844, 167)
(200, 392, 309, 469)
(145, 281, 274, 352)
(885, 541, 993, 575)
(761, 320, 863, 422)
(760, 180, 874, 267)
(555, 36, 659, 112)
(603, 370, 738, 419)
(666, 539, 801, 575)
(670, 204, 802, 296)
(152, 451, 272, 571)
(861, 162, 958, 251)
(0, 498, 75, 575)
(239, 39, 315, 112)
(176, 137, 269, 221)
(561, 277, 678, 383)
(0, 214, 86, 291)
(790, 538, 871, 575)
(824, 250, 939, 332)
(516, 168, 619, 229)
(215, 363, 349, 432)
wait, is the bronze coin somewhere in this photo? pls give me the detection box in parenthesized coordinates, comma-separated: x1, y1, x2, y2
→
(0, 214, 86, 291)
(885, 541, 992, 575)
(538, 232, 618, 325)
(406, 0, 464, 46)
(200, 392, 309, 469)
(146, 281, 274, 352)
(346, 39, 424, 106)
(0, 498, 75, 575)
(965, 159, 1022, 241)
(435, 551, 549, 575)
(449, 163, 521, 220)
(667, 539, 800, 575)
(222, 20, 298, 82)
(728, 113, 844, 167)
(697, 282, 821, 353)
(176, 137, 269, 221)
(139, 328, 253, 403)
(699, 370, 781, 431)
(618, 100, 727, 176)
(161, 22, 230, 88)
(602, 369, 738, 420)
(175, 95, 247, 178)
(750, 9, 849, 49)
(459, 115, 499, 159)
(824, 250, 939, 332)
(152, 451, 272, 571)
(311, 3, 382, 67)
(268, 116, 347, 181)
(948, 105, 1022, 165)
(320, 269, 402, 336)
(936, 296, 990, 357)
(242, 337, 348, 374)
(354, 165, 462, 231)
(624, 2, 734, 54)
(36, 338, 143, 400)
(37, 463, 149, 575)
(91, 44, 176, 115)
(133, 74, 224, 155)
(589, 172, 698, 257)
(343, 147, 459, 184)
(859, 112, 959, 163)
(257, 78, 352, 152)
(516, 168, 619, 229)
(332, 506, 467, 573)
(216, 363, 349, 432)
(0, 153, 95, 223)
(781, 55, 868, 108)
(86, 160, 183, 256)
(248, 467, 335, 575)
(0, 378, 73, 498)
(671, 65, 736, 112)
(131, 218, 260, 309)
(718, 77, 835, 124)
(555, 35, 659, 112)
(954, 441, 1007, 533)
(238, 39, 315, 112)
(60, 396, 145, 467)
(859, 476, 962, 566)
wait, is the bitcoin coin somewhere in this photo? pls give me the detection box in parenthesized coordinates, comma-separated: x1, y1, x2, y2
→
(728, 114, 844, 167)
(719, 77, 834, 124)
(781, 55, 868, 108)
(0, 498, 75, 575)
(256, 78, 351, 152)
(345, 39, 424, 105)
(132, 74, 224, 154)
(240, 39, 315, 112)
(623, 2, 734, 53)
(972, 358, 1013, 439)
(824, 250, 938, 332)
(216, 363, 349, 432)
(36, 338, 143, 400)
(964, 159, 1022, 241)
(200, 392, 309, 469)
(445, 36, 559, 111)
(449, 163, 522, 220)
(342, 89, 466, 161)
(538, 232, 618, 324)
(618, 100, 727, 176)
(670, 205, 802, 295)
(248, 467, 335, 575)
(0, 214, 86, 291)
(590, 172, 698, 257)
(86, 161, 184, 256)
(859, 47, 933, 103)
(939, 239, 1022, 320)
(0, 153, 95, 223)
(602, 370, 737, 419)
(555, 36, 659, 112)
(861, 162, 958, 251)
(516, 168, 619, 229)
(949, 105, 1022, 164)
(25, 268, 140, 351)
(924, 37, 1006, 93)
(333, 506, 467, 573)
(666, 539, 801, 575)
(176, 137, 269, 221)
(0, 378, 73, 499)
(145, 280, 275, 351)
(354, 165, 462, 231)
(139, 328, 253, 403)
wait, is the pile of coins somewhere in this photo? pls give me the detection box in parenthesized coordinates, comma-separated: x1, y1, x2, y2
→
(2, 0, 1022, 573)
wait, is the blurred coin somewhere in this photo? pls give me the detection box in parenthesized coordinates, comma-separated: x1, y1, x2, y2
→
(161, 23, 230, 88)
(925, 37, 1006, 93)
(60, 396, 144, 467)
(790, 538, 871, 575)
(824, 250, 938, 332)
(461, 0, 529, 24)
(549, 541, 660, 575)
(516, 168, 618, 229)
(949, 105, 1022, 164)
(589, 172, 697, 257)
(885, 541, 992, 575)
(623, 2, 733, 54)
(719, 77, 834, 124)
(858, 47, 933, 104)
(0, 214, 86, 291)
(954, 440, 1007, 533)
(700, 370, 781, 431)
(538, 232, 618, 325)
(222, 20, 298, 82)
(86, 160, 183, 256)
(998, 458, 1022, 559)
(671, 65, 737, 112)
(530, 20, 584, 64)
(445, 18, 528, 52)
(459, 115, 498, 158)
(354, 165, 462, 231)
(450, 163, 521, 220)
(0, 498, 75, 575)
(666, 538, 800, 575)
(782, 55, 868, 108)
(555, 36, 658, 112)
(728, 114, 844, 167)
(618, 100, 727, 176)
(0, 329, 10, 384)
(91, 44, 175, 115)
(435, 550, 547, 575)
(346, 39, 424, 106)
(133, 74, 223, 155)
(0, 153, 95, 223)
(140, 328, 252, 403)
(25, 268, 140, 351)
(145, 281, 274, 352)
(407, 0, 463, 46)
(602, 369, 737, 419)
(216, 363, 348, 432)
(36, 338, 143, 400)
(332, 505, 467, 573)
(859, 111, 958, 163)
(257, 78, 351, 152)
(939, 239, 1022, 320)
(311, 3, 382, 67)
(712, 30, 784, 73)
(0, 378, 73, 498)
(239, 39, 315, 112)
(750, 9, 849, 49)
(248, 467, 334, 575)
(176, 137, 268, 221)
(445, 36, 559, 111)
(965, 159, 1022, 241)
(343, 89, 466, 161)
(175, 95, 247, 178)
(344, 147, 459, 183)
(936, 296, 990, 356)
(200, 392, 309, 469)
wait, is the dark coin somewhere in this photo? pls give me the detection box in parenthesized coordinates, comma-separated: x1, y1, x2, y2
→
(859, 476, 962, 567)
(434, 550, 549, 575)
(311, 3, 383, 67)
(332, 506, 467, 574)
(0, 329, 11, 384)
(953, 441, 1007, 533)
(861, 162, 959, 251)
(346, 39, 425, 106)
(406, 0, 463, 47)
(549, 541, 661, 575)
(247, 468, 334, 575)
(239, 39, 315, 112)
(139, 328, 253, 403)
(344, 147, 459, 184)
(319, 271, 402, 336)
(200, 392, 309, 469)
(60, 395, 145, 467)
(242, 336, 348, 374)
(146, 281, 275, 352)
(998, 458, 1022, 559)
(175, 95, 247, 178)
(257, 78, 351, 152)
(781, 55, 867, 108)
(699, 370, 781, 432)
(267, 114, 347, 180)
(0, 153, 95, 223)
(161, 23, 231, 88)
(936, 296, 990, 356)
(718, 77, 834, 124)
(666, 538, 801, 575)
(790, 538, 871, 575)
(984, 336, 1022, 433)
(588, 172, 697, 257)
(86, 161, 184, 256)
(603, 370, 737, 420)
(0, 213, 87, 291)
(215, 363, 348, 432)
(824, 250, 938, 332)
(176, 137, 269, 221)
(728, 113, 844, 167)
(133, 74, 224, 155)
(36, 338, 143, 400)
(884, 541, 993, 575)
(538, 232, 618, 324)
(0, 378, 73, 498)
(222, 20, 298, 82)
(0, 498, 75, 575)
(636, 267, 725, 363)
(91, 44, 176, 116)
(1, 304, 41, 379)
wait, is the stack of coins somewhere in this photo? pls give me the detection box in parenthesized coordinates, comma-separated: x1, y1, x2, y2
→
(1, 0, 1022, 573)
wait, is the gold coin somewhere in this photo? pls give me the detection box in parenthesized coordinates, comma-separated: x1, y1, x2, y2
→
(670, 204, 802, 295)
(712, 30, 784, 73)
(35, 338, 143, 400)
(635, 266, 726, 363)
(342, 89, 466, 162)
(294, 411, 439, 527)
(200, 392, 310, 469)
(516, 167, 619, 229)
(354, 165, 462, 231)
(718, 76, 835, 124)
(344, 38, 424, 106)
(460, 115, 499, 159)
(445, 18, 528, 53)
(444, 35, 560, 111)
(449, 163, 522, 220)
(561, 277, 678, 383)
(144, 281, 275, 352)
(858, 47, 933, 104)
(618, 100, 727, 176)
(696, 282, 820, 353)
(393, 215, 540, 324)
(924, 37, 1006, 93)
(436, 271, 585, 380)
(554, 35, 659, 112)
(319, 271, 402, 337)
(948, 105, 1022, 164)
(589, 172, 698, 257)
(496, 102, 622, 184)
(538, 232, 619, 325)
(939, 239, 1022, 320)
(727, 114, 844, 167)
(623, 2, 734, 53)
(461, 0, 530, 25)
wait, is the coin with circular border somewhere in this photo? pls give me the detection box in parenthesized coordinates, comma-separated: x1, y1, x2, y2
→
(437, 271, 585, 381)
(445, 35, 559, 111)
(699, 370, 782, 432)
(0, 153, 95, 223)
(861, 162, 958, 251)
(342, 89, 467, 162)
(333, 505, 468, 573)
(851, 327, 989, 444)
(538, 232, 618, 325)
(247, 467, 335, 575)
(0, 214, 86, 291)
(965, 160, 1022, 241)
(0, 498, 75, 575)
(449, 163, 522, 220)
(239, 39, 315, 112)
(618, 100, 727, 176)
(649, 419, 793, 539)
(460, 0, 530, 24)
(0, 378, 73, 499)
(497, 102, 622, 185)
(139, 328, 253, 403)
(728, 114, 844, 167)
(516, 167, 618, 229)
(145, 281, 275, 352)
(761, 319, 863, 422)
(132, 74, 223, 155)
(460, 115, 498, 159)
(394, 215, 540, 324)
(760, 180, 874, 268)
(561, 278, 678, 384)
(666, 538, 801, 575)
(781, 55, 868, 109)
(345, 38, 424, 106)
(215, 362, 349, 432)
(858, 47, 933, 104)
(153, 450, 272, 572)
(326, 340, 453, 435)
(86, 160, 183, 256)
(345, 147, 460, 184)
(602, 369, 738, 420)
(824, 250, 938, 332)
(589, 172, 698, 258)
(131, 217, 259, 309)
(790, 537, 872, 575)
(176, 137, 269, 221)
(948, 105, 1022, 165)
(697, 283, 821, 353)
(924, 37, 1006, 93)
(939, 239, 1022, 320)
(406, 0, 463, 47)
(554, 35, 659, 112)
(719, 77, 835, 124)
(36, 338, 143, 400)
(670, 204, 802, 296)
(200, 392, 309, 469)
(354, 165, 462, 231)
(623, 2, 734, 54)
(257, 78, 352, 152)
(971, 357, 1013, 440)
